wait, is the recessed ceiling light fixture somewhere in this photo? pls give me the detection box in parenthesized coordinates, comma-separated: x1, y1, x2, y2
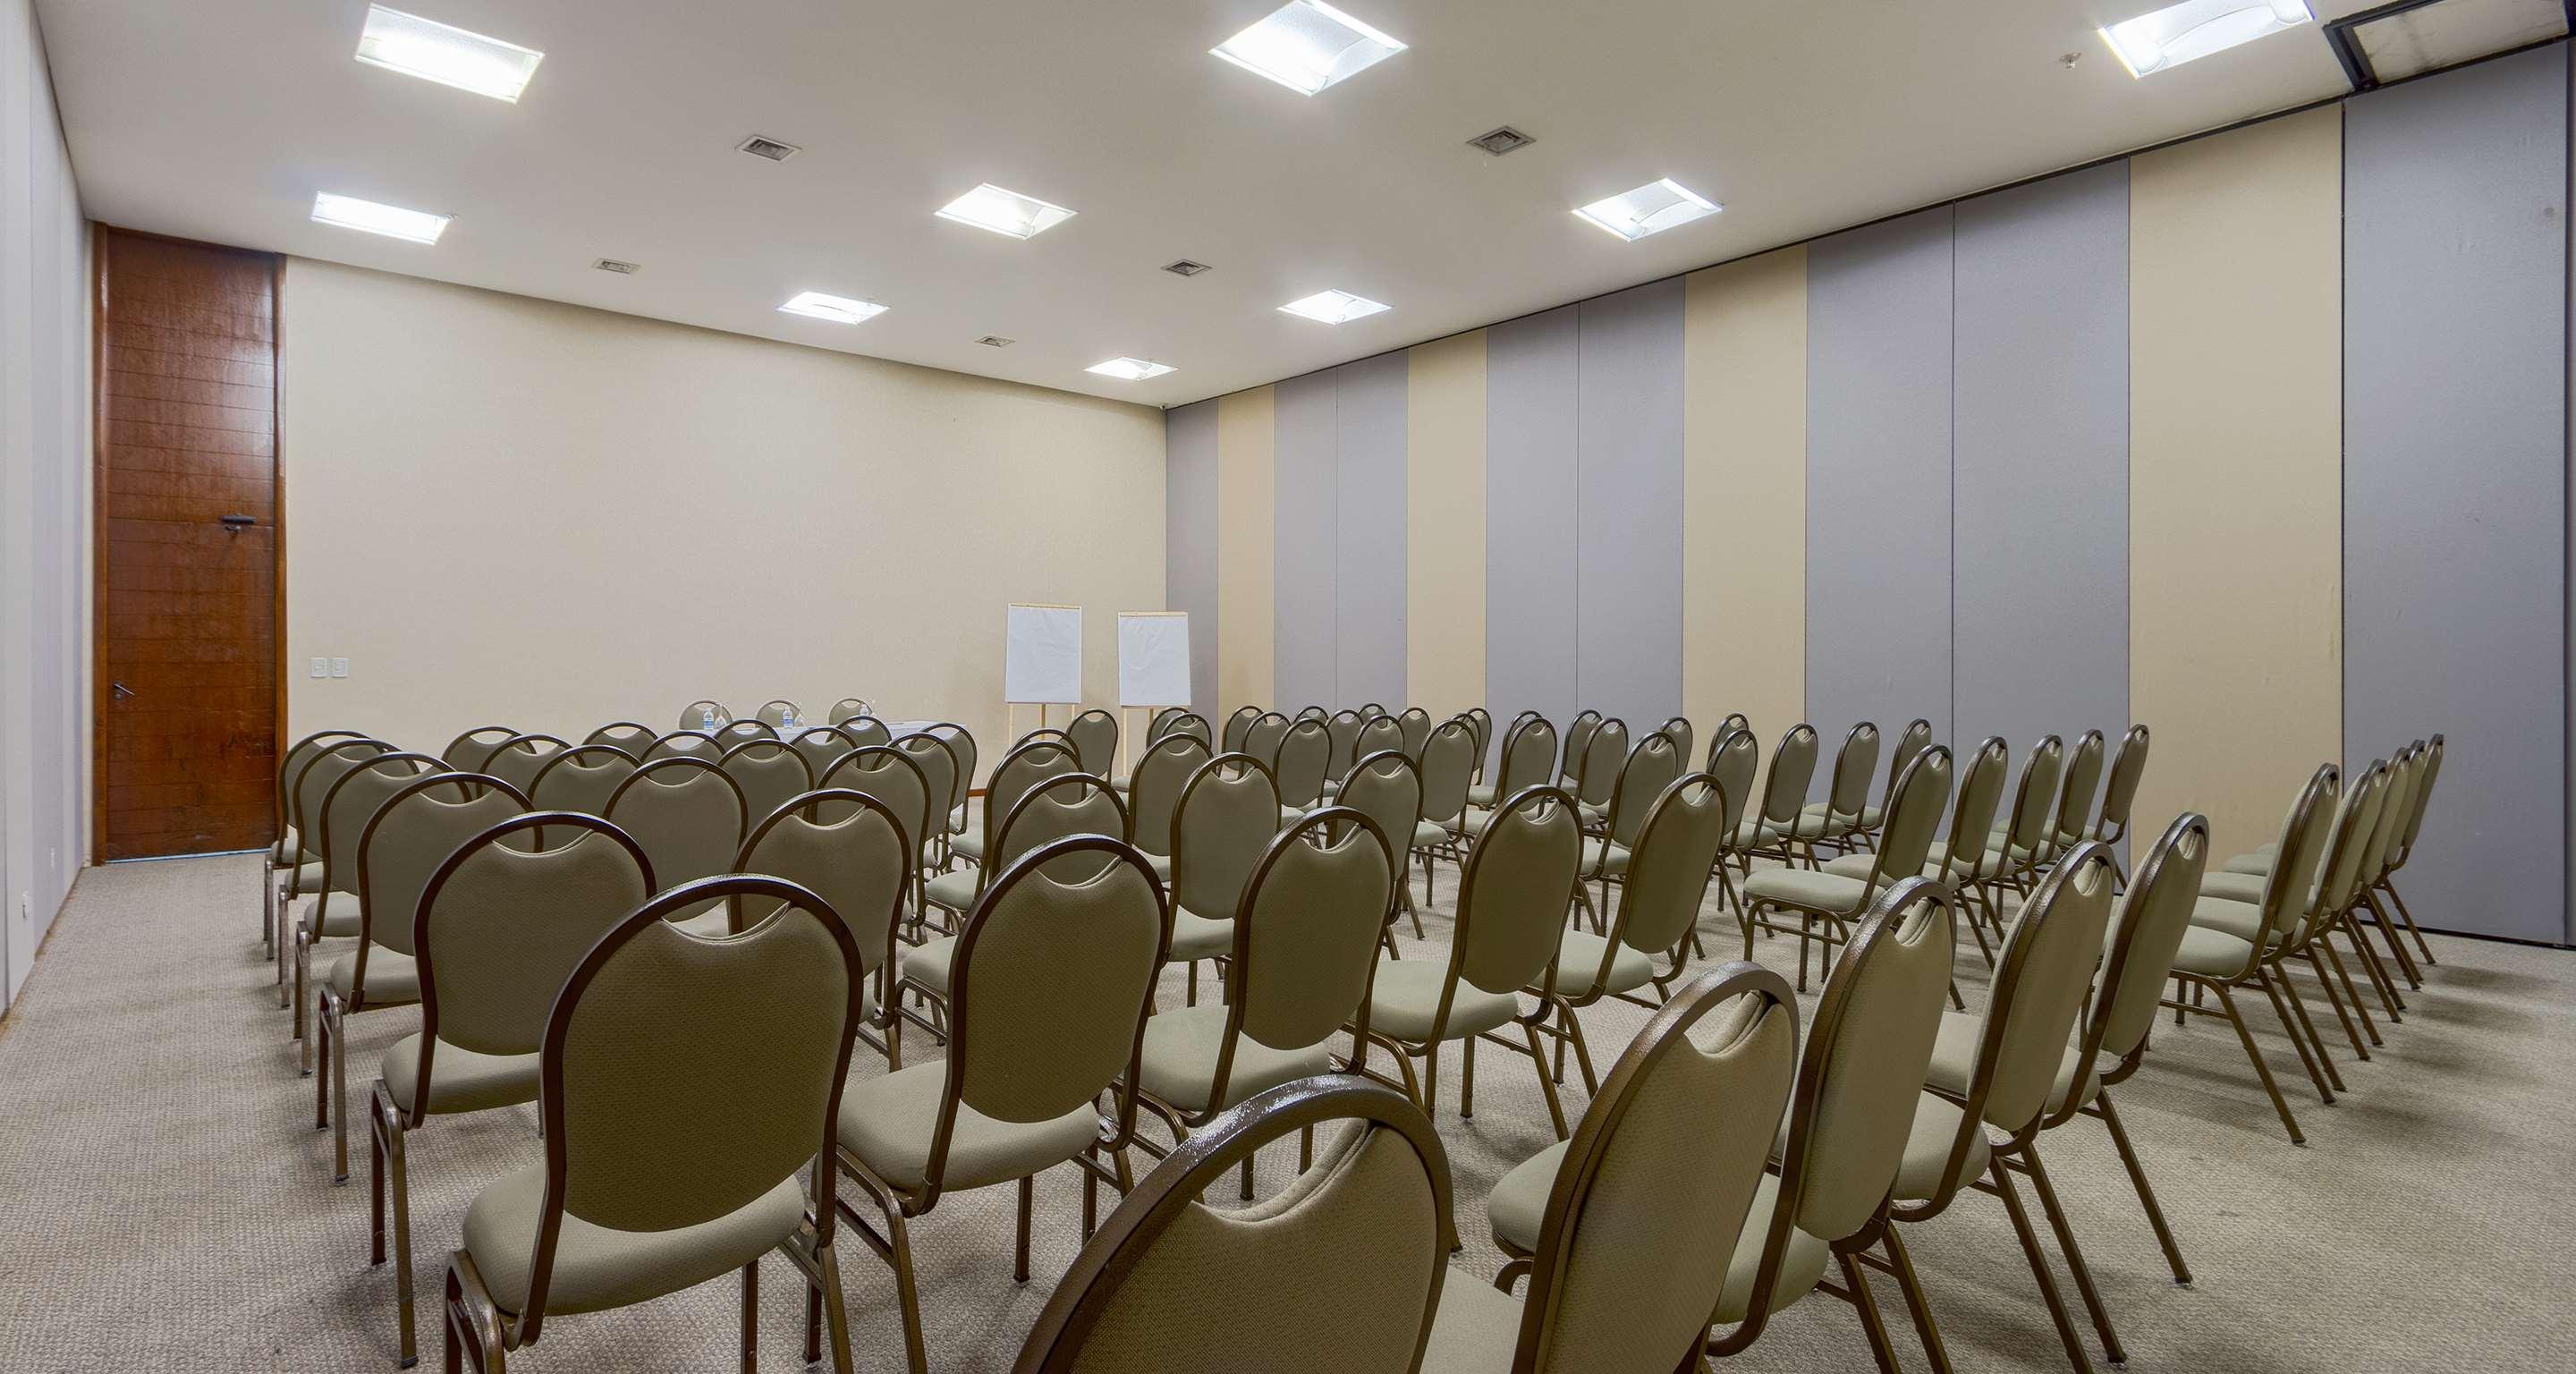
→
(1212, 1, 1407, 95)
(354, 5, 544, 102)
(1573, 178, 1722, 242)
(736, 135, 802, 162)
(936, 183, 1077, 240)
(310, 191, 451, 244)
(2099, 0, 2313, 78)
(1279, 289, 1390, 324)
(1468, 125, 1537, 157)
(777, 291, 887, 324)
(1087, 358, 1177, 380)
(1162, 259, 1214, 276)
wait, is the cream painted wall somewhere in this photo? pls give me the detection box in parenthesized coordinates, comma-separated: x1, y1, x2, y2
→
(2130, 106, 2344, 853)
(1404, 331, 1486, 723)
(281, 259, 1165, 778)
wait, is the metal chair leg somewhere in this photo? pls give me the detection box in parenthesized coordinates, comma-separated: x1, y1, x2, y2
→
(2209, 981, 2305, 1142)
(1883, 1226, 1953, 1373)
(2095, 1093, 2190, 1285)
(1988, 1158, 2094, 1374)
(2022, 1144, 2126, 1368)
(1835, 1251, 1904, 1374)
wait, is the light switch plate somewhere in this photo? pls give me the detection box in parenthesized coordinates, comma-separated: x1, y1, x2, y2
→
(330, 657, 350, 679)
(309, 657, 327, 679)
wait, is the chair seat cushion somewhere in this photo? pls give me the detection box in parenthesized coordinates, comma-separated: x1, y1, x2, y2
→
(837, 1061, 1101, 1192)
(2171, 924, 2258, 979)
(1731, 818, 1785, 848)
(1792, 803, 1857, 838)
(902, 935, 959, 1000)
(1465, 784, 1499, 809)
(300, 895, 362, 939)
(671, 910, 732, 939)
(1894, 1092, 1993, 1201)
(1144, 852, 1173, 884)
(1712, 1174, 1828, 1324)
(282, 861, 327, 890)
(1741, 868, 1869, 916)
(326, 946, 417, 1004)
(1421, 1268, 1526, 1374)
(2224, 852, 2273, 876)
(1550, 930, 1654, 1000)
(381, 1032, 538, 1116)
(1579, 839, 1631, 877)
(2199, 870, 2269, 904)
(2190, 895, 2292, 947)
(1366, 958, 1517, 1044)
(463, 1163, 805, 1317)
(1168, 905, 1234, 962)
(1412, 819, 1455, 849)
(1485, 1140, 1565, 1252)
(950, 832, 987, 864)
(1136, 1005, 1334, 1114)
(924, 869, 980, 913)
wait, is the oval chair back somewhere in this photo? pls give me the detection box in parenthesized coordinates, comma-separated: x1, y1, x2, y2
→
(1858, 745, 1954, 900)
(1128, 734, 1212, 860)
(1600, 730, 1682, 852)
(790, 724, 859, 781)
(1603, 772, 1733, 963)
(841, 717, 893, 750)
(1272, 717, 1333, 812)
(755, 700, 801, 727)
(827, 698, 874, 726)
(719, 738, 815, 835)
(1509, 963, 1799, 1374)
(529, 744, 639, 817)
(1753, 725, 1819, 830)
(1012, 1078, 1451, 1374)
(1146, 707, 1185, 742)
(1354, 713, 1404, 767)
(291, 739, 394, 886)
(981, 737, 1080, 857)
(716, 719, 777, 749)
(1998, 735, 2066, 863)
(603, 757, 747, 896)
(644, 730, 721, 763)
(318, 751, 448, 909)
(1655, 715, 1695, 769)
(818, 745, 936, 869)
(582, 722, 655, 755)
(1945, 845, 2119, 1161)
(733, 791, 912, 1020)
(1242, 712, 1292, 770)
(1495, 717, 1559, 801)
(1067, 709, 1119, 776)
(1819, 722, 1881, 824)
(926, 724, 977, 832)
(1572, 717, 1629, 810)
(2049, 730, 2108, 853)
(278, 730, 372, 851)
(358, 772, 530, 967)
(1158, 713, 1212, 750)
(508, 872, 861, 1342)
(2395, 734, 2443, 861)
(1173, 755, 1282, 922)
(2233, 764, 2344, 963)
(1938, 738, 2014, 881)
(1703, 726, 1758, 842)
(987, 775, 1132, 895)
(676, 700, 731, 731)
(2062, 812, 2209, 1116)
(2094, 725, 2151, 844)
(1416, 720, 1476, 831)
(886, 734, 958, 859)
(474, 734, 567, 798)
(1454, 789, 1584, 1000)
(1395, 707, 1433, 760)
(1464, 708, 1496, 781)
(1558, 711, 1604, 785)
(1326, 710, 1367, 778)
(2359, 749, 2418, 889)
(1214, 810, 1399, 1107)
(2313, 762, 2394, 923)
(1222, 706, 1261, 755)
(1334, 755, 1421, 916)
(1877, 718, 1933, 822)
(442, 726, 517, 772)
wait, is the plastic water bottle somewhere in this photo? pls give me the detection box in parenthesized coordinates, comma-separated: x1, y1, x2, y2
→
(783, 704, 797, 728)
(701, 706, 715, 731)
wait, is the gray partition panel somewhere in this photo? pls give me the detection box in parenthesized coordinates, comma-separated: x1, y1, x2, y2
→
(1953, 163, 2130, 776)
(1576, 278, 1686, 736)
(2345, 47, 2568, 943)
(1335, 352, 1409, 710)
(1806, 208, 1957, 772)
(1163, 400, 1222, 725)
(1273, 369, 1340, 711)
(1487, 305, 1581, 742)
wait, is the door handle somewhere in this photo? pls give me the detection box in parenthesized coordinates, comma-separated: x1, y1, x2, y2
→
(111, 681, 136, 700)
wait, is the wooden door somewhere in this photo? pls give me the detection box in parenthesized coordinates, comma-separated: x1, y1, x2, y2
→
(94, 229, 283, 860)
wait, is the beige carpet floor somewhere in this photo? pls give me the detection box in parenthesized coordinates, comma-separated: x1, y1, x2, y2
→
(0, 848, 2570, 1373)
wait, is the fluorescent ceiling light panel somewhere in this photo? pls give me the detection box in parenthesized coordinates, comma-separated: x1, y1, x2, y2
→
(2099, 0, 2313, 78)
(1573, 178, 1722, 242)
(1212, 1, 1407, 95)
(309, 192, 450, 244)
(355, 5, 544, 102)
(777, 291, 888, 324)
(936, 183, 1077, 239)
(1087, 358, 1177, 380)
(1278, 289, 1390, 324)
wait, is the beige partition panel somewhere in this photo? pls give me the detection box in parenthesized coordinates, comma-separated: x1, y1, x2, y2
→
(1216, 386, 1277, 714)
(1682, 247, 1809, 751)
(2130, 106, 2344, 852)
(1406, 330, 1487, 721)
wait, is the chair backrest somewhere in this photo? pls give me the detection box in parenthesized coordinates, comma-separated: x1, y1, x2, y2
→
(1572, 717, 1630, 809)
(1272, 717, 1332, 810)
(1879, 718, 1932, 812)
(1496, 716, 1558, 799)
(529, 743, 640, 817)
(2360, 746, 2419, 886)
(1395, 707, 1433, 759)
(2313, 760, 2393, 918)
(1128, 734, 1212, 858)
(475, 733, 568, 796)
(441, 726, 516, 772)
(2072, 812, 2211, 1097)
(1464, 708, 1495, 780)
(789, 723, 859, 780)
(2394, 733, 2443, 861)
(1416, 718, 1476, 827)
(677, 700, 731, 731)
(936, 839, 1166, 1200)
(582, 722, 656, 755)
(928, 724, 978, 818)
(1222, 706, 1261, 754)
(755, 699, 801, 727)
(987, 775, 1131, 895)
(719, 737, 815, 833)
(1355, 713, 1404, 765)
(1957, 844, 2118, 1144)
(319, 751, 447, 903)
(2240, 764, 2343, 955)
(1605, 773, 1731, 961)
(1600, 729, 1682, 851)
(1358, 702, 1389, 719)
(1820, 722, 1881, 818)
(716, 718, 777, 748)
(1512, 964, 1799, 1374)
(1860, 745, 1954, 896)
(984, 737, 1080, 856)
(1225, 810, 1398, 1078)
(733, 791, 912, 986)
(1013, 1079, 1450, 1374)
(1243, 711, 1292, 766)
(1939, 738, 2013, 879)
(818, 744, 936, 866)
(842, 717, 894, 750)
(354, 770, 529, 963)
(827, 698, 874, 726)
(1147, 707, 1185, 742)
(521, 874, 861, 1338)
(2000, 735, 2066, 855)
(1173, 754, 1283, 920)
(1703, 725, 1758, 840)
(1333, 754, 1421, 908)
(603, 757, 747, 894)
(1157, 712, 1212, 750)
(277, 729, 372, 838)
(1754, 724, 1819, 827)
(2050, 729, 2107, 848)
(1326, 709, 1368, 777)
(291, 739, 394, 876)
(644, 729, 722, 763)
(1559, 710, 1604, 783)
(2095, 725, 2151, 842)
(886, 734, 959, 854)
(1453, 788, 1584, 998)
(1067, 708, 1119, 776)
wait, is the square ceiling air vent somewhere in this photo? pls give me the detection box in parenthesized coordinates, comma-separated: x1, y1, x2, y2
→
(736, 135, 801, 162)
(1162, 259, 1213, 276)
(592, 258, 640, 275)
(976, 335, 1015, 347)
(1468, 125, 1536, 157)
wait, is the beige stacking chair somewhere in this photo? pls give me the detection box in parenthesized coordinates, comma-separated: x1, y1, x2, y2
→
(1980, 734, 2067, 914)
(440, 726, 516, 772)
(1352, 785, 1580, 1139)
(444, 873, 869, 1374)
(1699, 725, 1759, 918)
(1166, 754, 1281, 1004)
(2161, 764, 2341, 1142)
(367, 811, 647, 1363)
(2092, 725, 2152, 847)
(818, 744, 937, 909)
(1013, 1078, 1451, 1374)
(2211, 743, 2426, 1000)
(1144, 706, 1185, 742)
(676, 699, 731, 730)
(1272, 716, 1332, 819)
(602, 757, 747, 927)
(838, 837, 1166, 1374)
(1730, 723, 1819, 871)
(1696, 878, 1956, 1367)
(1124, 733, 1212, 885)
(1435, 963, 1797, 1374)
(1408, 718, 1478, 911)
(1241, 710, 1292, 768)
(580, 722, 655, 754)
(1349, 713, 1405, 776)
(842, 717, 895, 751)
(1826, 736, 2013, 968)
(754, 699, 802, 727)
(919, 723, 978, 854)
(472, 734, 566, 799)
(294, 750, 445, 1060)
(1790, 721, 1880, 859)
(1555, 709, 1603, 789)
(527, 744, 638, 817)
(1538, 765, 1731, 1091)
(1066, 708, 1119, 776)
(2368, 733, 2443, 967)
(1466, 712, 1551, 810)
(277, 737, 394, 994)
(267, 730, 372, 949)
(2029, 728, 2107, 867)
(1657, 714, 1696, 769)
(1326, 708, 1367, 780)
(716, 718, 778, 749)
(733, 790, 913, 1067)
(1852, 717, 1932, 846)
(826, 698, 874, 726)
(2353, 740, 2435, 984)
(789, 722, 859, 780)
(1221, 705, 1261, 754)
(1334, 751, 1427, 942)
(957, 736, 1080, 869)
(1395, 707, 1434, 759)
(718, 736, 815, 833)
(1888, 844, 2122, 1374)
(1462, 707, 1495, 785)
(315, 769, 530, 1183)
(1567, 727, 1679, 932)
(1743, 746, 1953, 990)
(1563, 716, 1629, 831)
(1132, 809, 1395, 1183)
(642, 729, 721, 763)
(885, 732, 959, 874)
(910, 776, 1131, 1039)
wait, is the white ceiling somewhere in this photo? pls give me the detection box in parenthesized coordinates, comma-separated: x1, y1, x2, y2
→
(38, 1, 2416, 407)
